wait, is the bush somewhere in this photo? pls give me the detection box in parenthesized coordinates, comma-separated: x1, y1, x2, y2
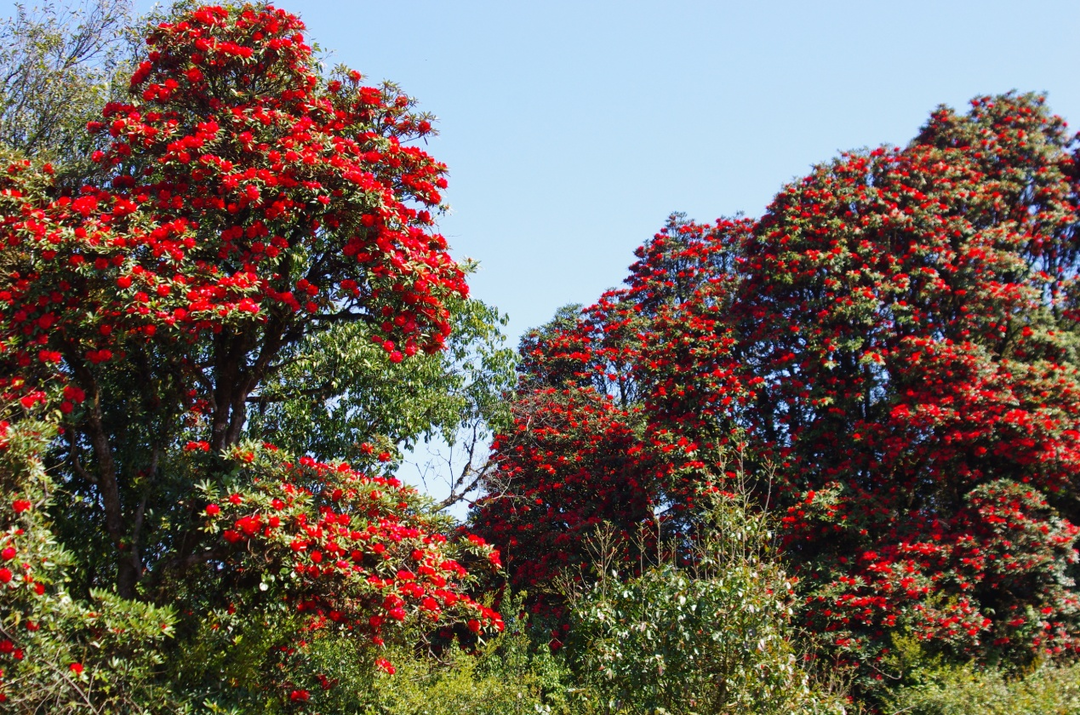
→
(563, 490, 847, 715)
(0, 410, 179, 712)
(362, 593, 571, 715)
(882, 644, 1080, 715)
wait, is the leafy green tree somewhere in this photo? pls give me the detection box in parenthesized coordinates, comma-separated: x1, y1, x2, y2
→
(0, 0, 134, 182)
(246, 285, 515, 477)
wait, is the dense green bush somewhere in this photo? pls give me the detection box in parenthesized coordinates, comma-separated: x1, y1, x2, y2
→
(563, 490, 848, 715)
(357, 591, 570, 715)
(882, 638, 1080, 715)
(363, 640, 567, 714)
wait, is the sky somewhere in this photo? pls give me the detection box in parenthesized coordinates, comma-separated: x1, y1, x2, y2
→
(113, 0, 1080, 347)
(8, 0, 1080, 511)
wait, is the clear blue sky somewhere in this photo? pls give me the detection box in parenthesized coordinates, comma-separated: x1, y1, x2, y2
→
(7, 0, 1079, 511)
(115, 0, 1078, 346)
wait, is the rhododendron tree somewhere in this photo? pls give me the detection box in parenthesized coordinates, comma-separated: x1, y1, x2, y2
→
(478, 94, 1080, 691)
(738, 93, 1080, 676)
(473, 215, 752, 614)
(0, 2, 507, 709)
(0, 1, 468, 596)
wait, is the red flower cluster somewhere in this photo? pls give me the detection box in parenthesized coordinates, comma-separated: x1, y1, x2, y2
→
(200, 441, 502, 700)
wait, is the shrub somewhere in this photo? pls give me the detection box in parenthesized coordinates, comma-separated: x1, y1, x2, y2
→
(563, 491, 848, 715)
(882, 636, 1080, 715)
(361, 593, 571, 715)
(0, 410, 178, 712)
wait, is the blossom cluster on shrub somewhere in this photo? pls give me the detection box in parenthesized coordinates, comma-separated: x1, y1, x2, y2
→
(179, 440, 504, 706)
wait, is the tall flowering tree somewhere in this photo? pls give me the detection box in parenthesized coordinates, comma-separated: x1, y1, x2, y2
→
(477, 94, 1080, 683)
(473, 215, 752, 620)
(0, 3, 503, 708)
(737, 93, 1080, 674)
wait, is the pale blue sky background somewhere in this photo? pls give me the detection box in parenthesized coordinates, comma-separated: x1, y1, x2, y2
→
(263, 0, 1080, 511)
(7, 0, 1079, 510)
(116, 0, 1080, 347)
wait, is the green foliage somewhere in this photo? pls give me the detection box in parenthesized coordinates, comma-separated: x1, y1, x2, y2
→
(365, 646, 555, 715)
(170, 589, 570, 714)
(882, 636, 1080, 714)
(0, 0, 134, 181)
(246, 287, 516, 466)
(563, 491, 847, 715)
(0, 410, 178, 712)
(363, 597, 571, 715)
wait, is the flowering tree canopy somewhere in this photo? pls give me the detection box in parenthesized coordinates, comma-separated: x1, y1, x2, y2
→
(475, 93, 1080, 682)
(0, 0, 467, 594)
(738, 93, 1080, 674)
(0, 3, 506, 709)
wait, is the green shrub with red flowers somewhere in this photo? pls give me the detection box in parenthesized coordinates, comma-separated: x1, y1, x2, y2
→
(162, 440, 504, 710)
(0, 406, 178, 713)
